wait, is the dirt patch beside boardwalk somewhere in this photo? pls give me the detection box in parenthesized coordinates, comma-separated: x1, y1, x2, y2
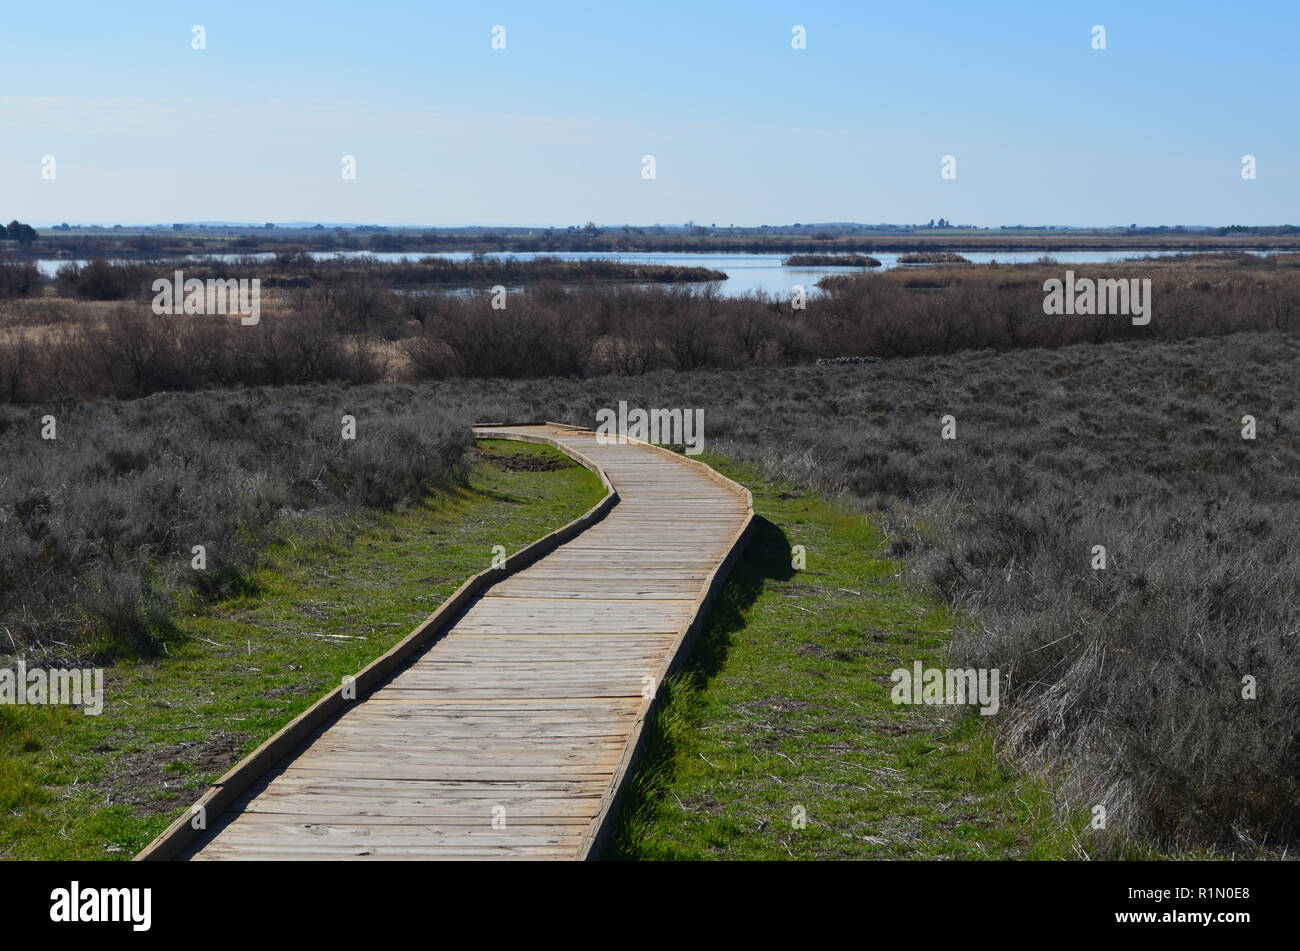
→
(480, 449, 576, 472)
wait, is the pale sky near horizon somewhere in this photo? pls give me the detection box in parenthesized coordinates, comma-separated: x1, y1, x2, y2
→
(2, 1, 1295, 228)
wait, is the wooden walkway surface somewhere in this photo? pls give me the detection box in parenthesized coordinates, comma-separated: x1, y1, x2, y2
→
(166, 424, 752, 860)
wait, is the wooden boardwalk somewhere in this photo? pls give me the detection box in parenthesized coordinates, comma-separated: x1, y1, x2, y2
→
(159, 424, 752, 860)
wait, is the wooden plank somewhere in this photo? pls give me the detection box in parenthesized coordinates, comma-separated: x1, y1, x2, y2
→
(188, 845, 576, 861)
(233, 799, 600, 819)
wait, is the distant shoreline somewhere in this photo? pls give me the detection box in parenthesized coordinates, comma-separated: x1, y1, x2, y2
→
(9, 231, 1300, 261)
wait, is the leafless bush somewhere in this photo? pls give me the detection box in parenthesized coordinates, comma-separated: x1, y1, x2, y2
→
(8, 259, 1300, 403)
(0, 256, 44, 298)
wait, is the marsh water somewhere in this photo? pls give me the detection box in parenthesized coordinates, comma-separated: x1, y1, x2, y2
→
(34, 248, 1237, 298)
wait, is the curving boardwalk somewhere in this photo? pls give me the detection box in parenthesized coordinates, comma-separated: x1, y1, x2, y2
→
(159, 424, 752, 860)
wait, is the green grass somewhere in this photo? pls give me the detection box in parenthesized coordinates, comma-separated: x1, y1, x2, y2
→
(0, 439, 604, 860)
(607, 453, 1091, 860)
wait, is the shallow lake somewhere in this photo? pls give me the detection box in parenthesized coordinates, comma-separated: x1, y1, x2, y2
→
(33, 248, 1249, 298)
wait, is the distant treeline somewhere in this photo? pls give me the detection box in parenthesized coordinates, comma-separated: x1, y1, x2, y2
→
(20, 229, 1300, 259)
(0, 221, 39, 247)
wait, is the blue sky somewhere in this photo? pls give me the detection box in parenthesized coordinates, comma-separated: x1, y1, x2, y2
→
(2, 1, 1294, 227)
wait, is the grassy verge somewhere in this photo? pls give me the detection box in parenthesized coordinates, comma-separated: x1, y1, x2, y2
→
(0, 438, 604, 860)
(608, 453, 1090, 860)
